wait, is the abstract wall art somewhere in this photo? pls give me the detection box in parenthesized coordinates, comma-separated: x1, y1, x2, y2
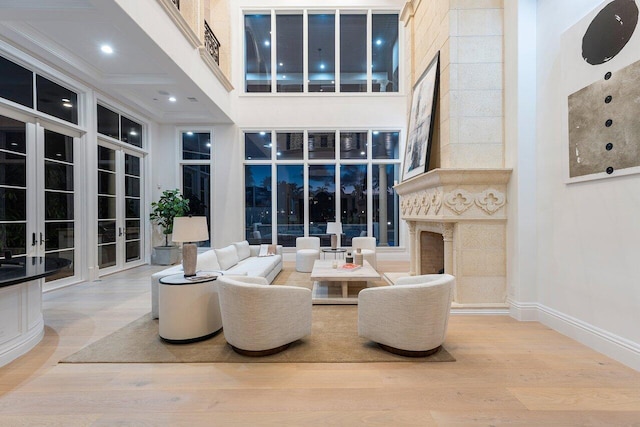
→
(562, 0, 640, 182)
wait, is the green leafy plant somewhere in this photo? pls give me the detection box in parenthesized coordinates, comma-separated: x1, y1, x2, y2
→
(150, 189, 190, 246)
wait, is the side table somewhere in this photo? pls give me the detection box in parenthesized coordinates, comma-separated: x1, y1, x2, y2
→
(158, 272, 223, 343)
(322, 248, 347, 260)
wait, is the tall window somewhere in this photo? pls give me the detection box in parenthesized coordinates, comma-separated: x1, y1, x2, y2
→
(181, 131, 211, 246)
(276, 14, 303, 92)
(245, 14, 272, 93)
(340, 14, 367, 92)
(244, 10, 399, 94)
(244, 130, 401, 247)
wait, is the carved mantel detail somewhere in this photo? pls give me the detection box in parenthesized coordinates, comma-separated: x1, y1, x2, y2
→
(394, 169, 512, 308)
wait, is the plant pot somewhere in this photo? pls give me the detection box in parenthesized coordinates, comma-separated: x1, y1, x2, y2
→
(152, 246, 181, 265)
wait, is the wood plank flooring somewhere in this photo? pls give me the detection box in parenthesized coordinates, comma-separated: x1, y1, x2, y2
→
(1, 261, 639, 426)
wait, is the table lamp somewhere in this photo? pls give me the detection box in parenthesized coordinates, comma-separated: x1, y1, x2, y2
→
(325, 222, 343, 250)
(172, 216, 209, 277)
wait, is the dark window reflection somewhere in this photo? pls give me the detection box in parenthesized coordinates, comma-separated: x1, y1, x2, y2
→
(372, 14, 399, 93)
(182, 132, 211, 160)
(98, 146, 116, 172)
(98, 220, 116, 243)
(0, 152, 26, 187)
(276, 165, 303, 247)
(308, 14, 335, 92)
(308, 164, 335, 245)
(308, 131, 335, 159)
(45, 222, 74, 251)
(126, 220, 140, 240)
(245, 15, 272, 93)
(182, 164, 210, 246)
(125, 198, 140, 218)
(98, 171, 116, 195)
(341, 164, 367, 246)
(276, 132, 303, 160)
(125, 176, 140, 197)
(340, 14, 367, 92)
(276, 15, 303, 92)
(44, 250, 74, 282)
(125, 154, 141, 177)
(245, 132, 271, 160)
(0, 56, 33, 108)
(44, 130, 73, 163)
(0, 188, 26, 220)
(340, 132, 367, 159)
(121, 116, 142, 147)
(98, 244, 116, 268)
(0, 115, 27, 153)
(45, 161, 74, 191)
(372, 131, 400, 159)
(245, 165, 272, 243)
(126, 241, 140, 262)
(97, 196, 116, 219)
(36, 75, 78, 124)
(373, 163, 399, 246)
(0, 223, 26, 256)
(45, 192, 74, 220)
(97, 105, 119, 139)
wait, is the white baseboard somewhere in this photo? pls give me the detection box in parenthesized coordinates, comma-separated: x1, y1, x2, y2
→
(509, 299, 640, 372)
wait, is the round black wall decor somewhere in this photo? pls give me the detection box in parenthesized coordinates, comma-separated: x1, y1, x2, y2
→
(582, 0, 639, 65)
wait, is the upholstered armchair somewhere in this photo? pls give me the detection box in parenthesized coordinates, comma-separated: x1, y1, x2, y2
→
(351, 236, 377, 269)
(296, 236, 320, 272)
(217, 275, 312, 356)
(358, 274, 455, 357)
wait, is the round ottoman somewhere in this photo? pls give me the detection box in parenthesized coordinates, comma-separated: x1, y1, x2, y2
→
(296, 249, 319, 272)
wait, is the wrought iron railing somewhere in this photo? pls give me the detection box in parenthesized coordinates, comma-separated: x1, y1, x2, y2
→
(204, 20, 221, 65)
(171, 0, 180, 10)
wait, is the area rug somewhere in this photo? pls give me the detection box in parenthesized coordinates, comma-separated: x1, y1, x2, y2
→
(61, 305, 455, 363)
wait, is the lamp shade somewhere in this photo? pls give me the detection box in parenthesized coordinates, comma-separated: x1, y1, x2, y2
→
(171, 216, 209, 243)
(325, 222, 343, 235)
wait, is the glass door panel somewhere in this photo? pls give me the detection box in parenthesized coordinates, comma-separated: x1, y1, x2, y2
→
(124, 154, 141, 262)
(43, 130, 75, 281)
(98, 145, 117, 269)
(0, 115, 27, 257)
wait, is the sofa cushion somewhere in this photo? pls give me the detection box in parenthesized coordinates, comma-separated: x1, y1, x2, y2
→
(215, 245, 239, 270)
(227, 254, 281, 277)
(233, 240, 251, 261)
(197, 250, 221, 271)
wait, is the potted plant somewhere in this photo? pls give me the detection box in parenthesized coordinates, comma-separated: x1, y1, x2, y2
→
(150, 189, 190, 265)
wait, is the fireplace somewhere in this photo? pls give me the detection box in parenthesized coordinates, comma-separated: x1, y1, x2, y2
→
(394, 168, 511, 308)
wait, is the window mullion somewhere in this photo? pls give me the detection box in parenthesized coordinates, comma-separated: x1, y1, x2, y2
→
(271, 10, 277, 93)
(303, 10, 309, 93)
(335, 10, 341, 93)
(367, 10, 373, 93)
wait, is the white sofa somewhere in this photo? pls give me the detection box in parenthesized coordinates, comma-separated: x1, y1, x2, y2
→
(151, 241, 283, 319)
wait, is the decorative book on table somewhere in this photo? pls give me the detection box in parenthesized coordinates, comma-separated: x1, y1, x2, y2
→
(339, 263, 361, 271)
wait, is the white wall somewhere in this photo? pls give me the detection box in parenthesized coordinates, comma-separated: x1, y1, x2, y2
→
(532, 0, 640, 369)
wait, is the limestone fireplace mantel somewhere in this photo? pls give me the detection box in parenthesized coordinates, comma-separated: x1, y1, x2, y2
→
(394, 168, 512, 309)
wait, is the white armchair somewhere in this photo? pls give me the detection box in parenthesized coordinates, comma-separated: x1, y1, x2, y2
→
(358, 274, 454, 357)
(217, 275, 312, 356)
(351, 236, 377, 269)
(296, 236, 320, 272)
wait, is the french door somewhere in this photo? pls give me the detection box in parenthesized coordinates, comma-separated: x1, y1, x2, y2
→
(0, 113, 77, 286)
(97, 142, 144, 274)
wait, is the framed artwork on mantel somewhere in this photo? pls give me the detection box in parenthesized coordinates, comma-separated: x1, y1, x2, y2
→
(402, 51, 440, 182)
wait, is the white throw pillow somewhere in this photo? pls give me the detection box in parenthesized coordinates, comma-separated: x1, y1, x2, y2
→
(233, 240, 251, 261)
(215, 245, 239, 270)
(197, 250, 221, 271)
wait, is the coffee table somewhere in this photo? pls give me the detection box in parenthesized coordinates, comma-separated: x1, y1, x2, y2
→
(310, 259, 380, 304)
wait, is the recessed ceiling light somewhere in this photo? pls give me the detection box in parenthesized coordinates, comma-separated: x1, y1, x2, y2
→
(360, 151, 365, 155)
(259, 132, 266, 136)
(376, 39, 383, 46)
(169, 96, 177, 102)
(61, 98, 70, 102)
(373, 131, 379, 135)
(101, 44, 114, 54)
(206, 142, 211, 147)
(279, 62, 283, 66)
(264, 40, 270, 46)
(320, 63, 325, 70)
(186, 131, 194, 136)
(62, 102, 73, 108)
(129, 130, 138, 136)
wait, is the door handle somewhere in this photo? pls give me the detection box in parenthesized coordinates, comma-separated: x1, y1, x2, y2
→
(32, 233, 37, 246)
(119, 227, 123, 237)
(40, 232, 48, 245)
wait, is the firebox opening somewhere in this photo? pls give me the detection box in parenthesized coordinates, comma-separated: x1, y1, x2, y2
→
(420, 231, 444, 275)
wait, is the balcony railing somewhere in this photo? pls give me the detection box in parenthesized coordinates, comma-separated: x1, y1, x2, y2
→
(204, 20, 221, 65)
(171, 0, 180, 9)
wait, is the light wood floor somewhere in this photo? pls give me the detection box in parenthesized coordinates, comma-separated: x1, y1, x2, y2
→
(1, 261, 639, 426)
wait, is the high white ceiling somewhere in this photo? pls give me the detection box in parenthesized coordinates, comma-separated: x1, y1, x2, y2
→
(0, 0, 232, 124)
